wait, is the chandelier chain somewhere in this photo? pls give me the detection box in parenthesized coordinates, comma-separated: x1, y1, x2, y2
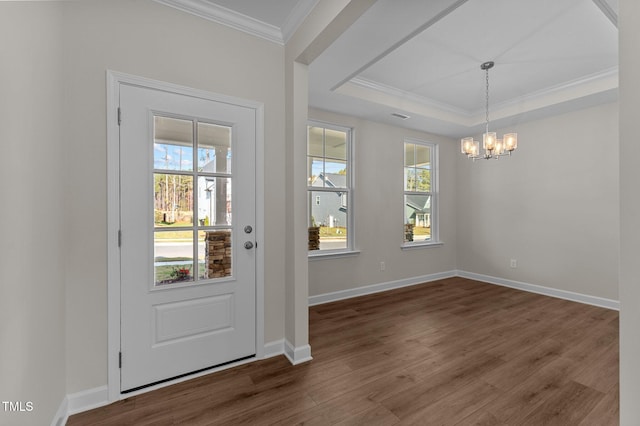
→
(485, 67, 490, 134)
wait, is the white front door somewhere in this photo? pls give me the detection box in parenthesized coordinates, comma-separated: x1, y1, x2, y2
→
(119, 83, 256, 392)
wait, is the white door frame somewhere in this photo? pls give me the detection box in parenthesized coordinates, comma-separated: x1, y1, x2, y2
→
(106, 70, 265, 402)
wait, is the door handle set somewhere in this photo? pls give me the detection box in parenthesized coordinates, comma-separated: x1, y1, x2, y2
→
(244, 225, 254, 249)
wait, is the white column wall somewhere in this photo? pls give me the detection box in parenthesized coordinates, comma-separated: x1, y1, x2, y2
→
(619, 0, 640, 422)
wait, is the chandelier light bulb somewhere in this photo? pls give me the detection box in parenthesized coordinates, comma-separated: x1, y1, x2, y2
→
(483, 132, 497, 151)
(504, 133, 518, 151)
(461, 137, 474, 155)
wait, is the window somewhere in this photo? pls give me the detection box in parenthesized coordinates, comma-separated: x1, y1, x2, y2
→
(404, 139, 438, 245)
(153, 116, 233, 285)
(307, 122, 353, 253)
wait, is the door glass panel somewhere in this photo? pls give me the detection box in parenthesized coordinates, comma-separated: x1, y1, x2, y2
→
(197, 177, 232, 226)
(200, 230, 232, 279)
(154, 116, 194, 171)
(154, 174, 193, 227)
(197, 122, 232, 173)
(154, 230, 194, 285)
(152, 115, 235, 287)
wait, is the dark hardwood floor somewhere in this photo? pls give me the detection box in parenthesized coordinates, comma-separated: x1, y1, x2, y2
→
(68, 277, 619, 425)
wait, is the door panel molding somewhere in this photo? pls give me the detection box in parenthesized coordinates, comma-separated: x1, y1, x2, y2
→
(106, 70, 265, 402)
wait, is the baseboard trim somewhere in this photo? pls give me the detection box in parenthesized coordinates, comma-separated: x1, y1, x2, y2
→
(284, 340, 313, 365)
(308, 270, 458, 306)
(51, 396, 68, 426)
(67, 386, 109, 416)
(307, 269, 619, 311)
(58, 340, 285, 422)
(457, 270, 620, 310)
(263, 339, 285, 359)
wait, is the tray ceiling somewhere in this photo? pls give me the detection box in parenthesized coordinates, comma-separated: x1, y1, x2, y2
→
(155, 0, 618, 138)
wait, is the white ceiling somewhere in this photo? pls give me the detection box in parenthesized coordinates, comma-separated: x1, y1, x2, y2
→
(156, 0, 618, 138)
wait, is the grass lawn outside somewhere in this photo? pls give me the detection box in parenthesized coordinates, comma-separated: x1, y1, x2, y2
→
(414, 226, 431, 238)
(155, 261, 208, 284)
(319, 226, 347, 238)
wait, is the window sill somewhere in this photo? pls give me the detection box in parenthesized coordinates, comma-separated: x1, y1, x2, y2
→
(401, 241, 444, 251)
(308, 250, 361, 260)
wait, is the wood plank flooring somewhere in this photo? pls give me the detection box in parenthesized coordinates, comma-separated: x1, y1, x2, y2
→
(68, 277, 619, 425)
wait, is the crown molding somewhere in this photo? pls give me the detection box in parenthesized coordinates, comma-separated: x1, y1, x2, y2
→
(592, 0, 618, 27)
(281, 0, 320, 44)
(349, 77, 471, 116)
(344, 67, 618, 128)
(472, 66, 619, 122)
(154, 0, 285, 44)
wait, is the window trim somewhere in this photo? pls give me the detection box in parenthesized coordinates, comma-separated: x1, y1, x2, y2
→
(307, 120, 356, 257)
(402, 138, 440, 248)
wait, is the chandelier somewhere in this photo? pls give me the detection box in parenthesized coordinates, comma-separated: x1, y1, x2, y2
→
(461, 61, 517, 160)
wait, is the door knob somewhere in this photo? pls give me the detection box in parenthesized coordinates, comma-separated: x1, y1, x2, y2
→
(244, 241, 254, 250)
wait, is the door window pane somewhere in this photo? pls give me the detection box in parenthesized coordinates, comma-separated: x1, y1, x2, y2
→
(154, 117, 193, 171)
(197, 122, 231, 173)
(152, 115, 236, 287)
(200, 230, 232, 279)
(154, 174, 193, 227)
(154, 230, 194, 285)
(197, 177, 231, 226)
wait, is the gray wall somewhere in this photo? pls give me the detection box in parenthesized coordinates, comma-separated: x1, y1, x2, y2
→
(1, 3, 287, 421)
(1, 1, 632, 423)
(0, 4, 66, 425)
(308, 104, 619, 304)
(456, 102, 619, 301)
(61, 0, 286, 393)
(308, 108, 458, 296)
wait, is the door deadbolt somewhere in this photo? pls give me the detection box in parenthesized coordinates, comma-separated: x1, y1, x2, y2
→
(244, 225, 253, 234)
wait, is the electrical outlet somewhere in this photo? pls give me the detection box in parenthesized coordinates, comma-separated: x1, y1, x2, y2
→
(380, 261, 386, 271)
(510, 259, 517, 268)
